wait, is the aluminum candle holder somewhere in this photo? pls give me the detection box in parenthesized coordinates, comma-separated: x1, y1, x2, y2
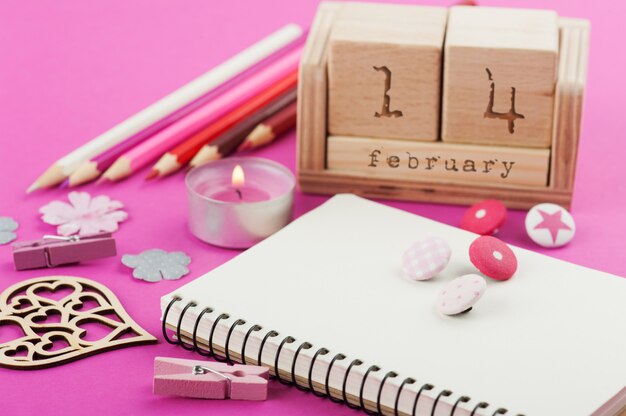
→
(186, 157, 295, 249)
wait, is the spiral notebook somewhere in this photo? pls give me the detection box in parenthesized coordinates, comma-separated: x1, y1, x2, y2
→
(161, 194, 626, 416)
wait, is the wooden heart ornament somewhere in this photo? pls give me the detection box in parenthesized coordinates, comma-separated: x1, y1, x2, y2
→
(0, 276, 156, 369)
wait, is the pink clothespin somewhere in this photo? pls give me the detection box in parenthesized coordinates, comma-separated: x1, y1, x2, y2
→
(12, 233, 117, 270)
(153, 357, 269, 400)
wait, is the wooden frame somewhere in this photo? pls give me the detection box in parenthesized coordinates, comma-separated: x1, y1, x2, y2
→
(296, 3, 589, 209)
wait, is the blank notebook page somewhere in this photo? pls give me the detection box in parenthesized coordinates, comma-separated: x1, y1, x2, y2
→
(167, 194, 626, 415)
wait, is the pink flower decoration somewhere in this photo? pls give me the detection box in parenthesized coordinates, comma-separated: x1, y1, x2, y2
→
(40, 192, 128, 236)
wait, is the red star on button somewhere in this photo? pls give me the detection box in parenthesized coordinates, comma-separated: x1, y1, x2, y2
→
(525, 203, 576, 248)
(534, 209, 572, 243)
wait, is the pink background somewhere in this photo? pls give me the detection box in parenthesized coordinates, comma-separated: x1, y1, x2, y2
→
(0, 0, 624, 414)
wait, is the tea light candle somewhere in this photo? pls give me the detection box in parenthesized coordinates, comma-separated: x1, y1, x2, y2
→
(186, 157, 295, 249)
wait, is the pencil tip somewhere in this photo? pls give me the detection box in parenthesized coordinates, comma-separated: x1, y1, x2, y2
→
(29, 164, 68, 190)
(190, 146, 221, 167)
(26, 182, 39, 194)
(145, 169, 159, 180)
(102, 157, 131, 182)
(68, 161, 101, 187)
(237, 140, 252, 152)
(59, 179, 69, 189)
(95, 176, 108, 185)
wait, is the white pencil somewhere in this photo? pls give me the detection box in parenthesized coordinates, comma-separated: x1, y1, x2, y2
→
(27, 23, 303, 193)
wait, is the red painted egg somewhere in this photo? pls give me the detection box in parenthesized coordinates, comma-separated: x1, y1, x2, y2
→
(460, 199, 507, 235)
(469, 236, 517, 281)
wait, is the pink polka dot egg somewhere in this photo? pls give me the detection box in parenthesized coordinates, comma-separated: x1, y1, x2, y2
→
(436, 274, 487, 316)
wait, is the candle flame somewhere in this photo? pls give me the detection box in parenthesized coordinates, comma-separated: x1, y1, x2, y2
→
(232, 164, 245, 187)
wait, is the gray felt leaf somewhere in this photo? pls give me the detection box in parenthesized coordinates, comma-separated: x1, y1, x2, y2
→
(121, 249, 191, 283)
(0, 217, 18, 245)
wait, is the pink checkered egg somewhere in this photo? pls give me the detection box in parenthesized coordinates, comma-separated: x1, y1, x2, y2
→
(402, 237, 452, 281)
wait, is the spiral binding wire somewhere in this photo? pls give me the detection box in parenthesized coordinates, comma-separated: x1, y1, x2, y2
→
(394, 377, 416, 416)
(377, 371, 398, 415)
(432, 390, 452, 416)
(224, 319, 245, 365)
(274, 336, 295, 384)
(291, 341, 312, 390)
(208, 313, 229, 362)
(471, 402, 489, 416)
(162, 297, 521, 416)
(241, 324, 262, 365)
(359, 365, 381, 414)
(342, 359, 364, 409)
(325, 353, 347, 403)
(191, 307, 213, 357)
(308, 347, 329, 396)
(451, 396, 470, 415)
(175, 301, 197, 350)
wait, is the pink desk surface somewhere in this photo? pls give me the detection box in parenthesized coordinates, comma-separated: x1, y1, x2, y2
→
(0, 0, 624, 415)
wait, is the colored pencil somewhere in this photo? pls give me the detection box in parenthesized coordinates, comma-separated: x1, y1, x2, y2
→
(151, 86, 297, 177)
(67, 31, 306, 187)
(102, 45, 303, 182)
(26, 23, 303, 193)
(238, 101, 298, 152)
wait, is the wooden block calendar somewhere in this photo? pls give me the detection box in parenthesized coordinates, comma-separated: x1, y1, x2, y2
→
(297, 2, 590, 209)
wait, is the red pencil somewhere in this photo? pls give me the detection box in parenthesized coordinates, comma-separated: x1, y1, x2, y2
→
(148, 70, 298, 178)
(238, 101, 297, 152)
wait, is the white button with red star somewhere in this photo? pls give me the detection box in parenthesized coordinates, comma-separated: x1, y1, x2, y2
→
(525, 203, 576, 248)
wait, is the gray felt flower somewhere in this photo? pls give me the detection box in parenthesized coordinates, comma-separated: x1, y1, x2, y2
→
(122, 249, 191, 282)
(0, 217, 18, 244)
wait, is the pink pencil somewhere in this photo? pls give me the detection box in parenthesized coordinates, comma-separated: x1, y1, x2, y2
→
(66, 31, 306, 187)
(103, 45, 303, 181)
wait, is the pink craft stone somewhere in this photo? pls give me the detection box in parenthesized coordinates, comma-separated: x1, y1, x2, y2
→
(469, 236, 518, 281)
(460, 199, 507, 236)
(436, 274, 486, 316)
(402, 237, 451, 281)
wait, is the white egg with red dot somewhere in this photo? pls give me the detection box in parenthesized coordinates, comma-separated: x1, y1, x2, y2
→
(436, 274, 487, 316)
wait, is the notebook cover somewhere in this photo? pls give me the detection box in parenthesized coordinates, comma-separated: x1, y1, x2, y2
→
(163, 194, 626, 415)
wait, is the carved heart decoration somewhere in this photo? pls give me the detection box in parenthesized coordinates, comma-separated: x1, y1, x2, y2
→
(0, 316, 39, 344)
(26, 281, 79, 305)
(0, 276, 156, 369)
(32, 331, 81, 357)
(6, 296, 40, 315)
(0, 342, 35, 362)
(25, 305, 69, 330)
(65, 293, 112, 314)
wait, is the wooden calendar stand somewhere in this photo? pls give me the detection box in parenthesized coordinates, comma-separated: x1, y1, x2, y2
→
(296, 3, 589, 209)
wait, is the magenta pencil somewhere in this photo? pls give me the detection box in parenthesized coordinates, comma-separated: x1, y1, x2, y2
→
(102, 45, 303, 182)
(67, 31, 307, 187)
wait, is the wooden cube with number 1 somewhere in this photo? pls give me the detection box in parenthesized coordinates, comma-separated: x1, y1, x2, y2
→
(327, 3, 447, 141)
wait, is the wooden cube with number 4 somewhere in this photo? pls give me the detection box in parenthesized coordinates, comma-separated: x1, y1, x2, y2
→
(327, 3, 447, 141)
(442, 6, 559, 148)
